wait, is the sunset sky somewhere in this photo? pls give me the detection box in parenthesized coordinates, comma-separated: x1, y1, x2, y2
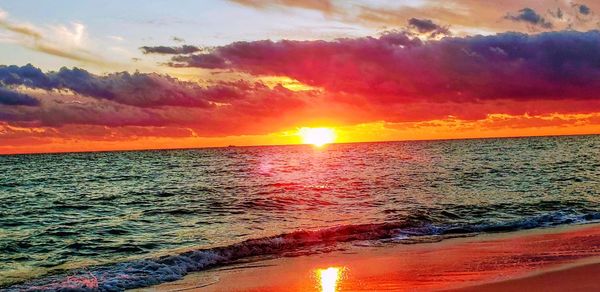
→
(1, 0, 600, 154)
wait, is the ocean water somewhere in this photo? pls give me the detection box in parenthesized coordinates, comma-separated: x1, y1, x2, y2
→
(1, 135, 599, 290)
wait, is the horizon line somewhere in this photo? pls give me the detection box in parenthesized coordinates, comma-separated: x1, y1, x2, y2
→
(2, 132, 598, 156)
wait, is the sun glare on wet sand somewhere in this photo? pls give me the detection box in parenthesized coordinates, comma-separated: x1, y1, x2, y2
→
(299, 127, 336, 147)
(316, 267, 343, 292)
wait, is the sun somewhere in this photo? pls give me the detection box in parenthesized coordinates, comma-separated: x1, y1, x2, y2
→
(299, 127, 336, 147)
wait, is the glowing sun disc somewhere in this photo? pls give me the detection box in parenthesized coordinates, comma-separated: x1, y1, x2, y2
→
(299, 127, 336, 147)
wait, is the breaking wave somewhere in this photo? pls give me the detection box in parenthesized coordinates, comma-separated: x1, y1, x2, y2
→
(6, 210, 600, 291)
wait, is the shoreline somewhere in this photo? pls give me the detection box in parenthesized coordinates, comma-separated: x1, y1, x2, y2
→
(451, 261, 600, 292)
(135, 223, 600, 291)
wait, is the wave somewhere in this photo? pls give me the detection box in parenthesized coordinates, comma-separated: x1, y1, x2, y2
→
(5, 211, 600, 291)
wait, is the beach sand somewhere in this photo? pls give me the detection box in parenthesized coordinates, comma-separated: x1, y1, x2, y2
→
(453, 262, 600, 292)
(135, 223, 600, 291)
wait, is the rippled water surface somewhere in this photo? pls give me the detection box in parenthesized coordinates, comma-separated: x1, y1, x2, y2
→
(1, 135, 599, 288)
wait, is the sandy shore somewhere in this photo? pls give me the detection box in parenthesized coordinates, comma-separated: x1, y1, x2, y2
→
(453, 261, 600, 292)
(134, 223, 600, 291)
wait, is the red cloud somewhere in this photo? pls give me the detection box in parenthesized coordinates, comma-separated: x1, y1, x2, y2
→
(171, 31, 600, 104)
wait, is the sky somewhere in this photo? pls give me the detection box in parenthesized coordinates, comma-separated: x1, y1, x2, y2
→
(1, 0, 600, 154)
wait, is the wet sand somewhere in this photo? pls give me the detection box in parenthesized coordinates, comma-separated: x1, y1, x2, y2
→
(453, 261, 600, 292)
(135, 223, 600, 291)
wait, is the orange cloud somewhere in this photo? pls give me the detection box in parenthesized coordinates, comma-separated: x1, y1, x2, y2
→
(2, 112, 600, 154)
(229, 0, 600, 34)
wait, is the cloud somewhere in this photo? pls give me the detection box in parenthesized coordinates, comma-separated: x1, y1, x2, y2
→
(167, 30, 600, 104)
(140, 45, 201, 55)
(407, 18, 450, 37)
(505, 8, 553, 29)
(169, 53, 228, 68)
(230, 0, 335, 14)
(0, 9, 104, 64)
(229, 0, 600, 34)
(576, 4, 591, 15)
(52, 22, 86, 48)
(9, 30, 600, 137)
(0, 123, 196, 142)
(3, 3, 600, 152)
(0, 86, 314, 136)
(0, 87, 39, 106)
(0, 64, 318, 135)
(48, 68, 215, 107)
(3, 30, 600, 147)
(0, 13, 42, 39)
(0, 64, 244, 107)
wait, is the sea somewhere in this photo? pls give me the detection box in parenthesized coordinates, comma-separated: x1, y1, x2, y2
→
(1, 135, 599, 291)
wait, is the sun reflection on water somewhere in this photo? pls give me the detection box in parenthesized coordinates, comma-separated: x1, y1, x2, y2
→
(316, 267, 344, 292)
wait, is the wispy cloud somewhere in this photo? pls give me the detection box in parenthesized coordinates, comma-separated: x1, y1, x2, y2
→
(230, 0, 336, 14)
(0, 8, 105, 65)
(140, 45, 201, 55)
(505, 8, 553, 29)
(228, 0, 600, 34)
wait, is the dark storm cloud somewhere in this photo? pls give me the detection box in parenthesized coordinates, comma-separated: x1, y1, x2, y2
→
(505, 8, 553, 29)
(140, 45, 201, 55)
